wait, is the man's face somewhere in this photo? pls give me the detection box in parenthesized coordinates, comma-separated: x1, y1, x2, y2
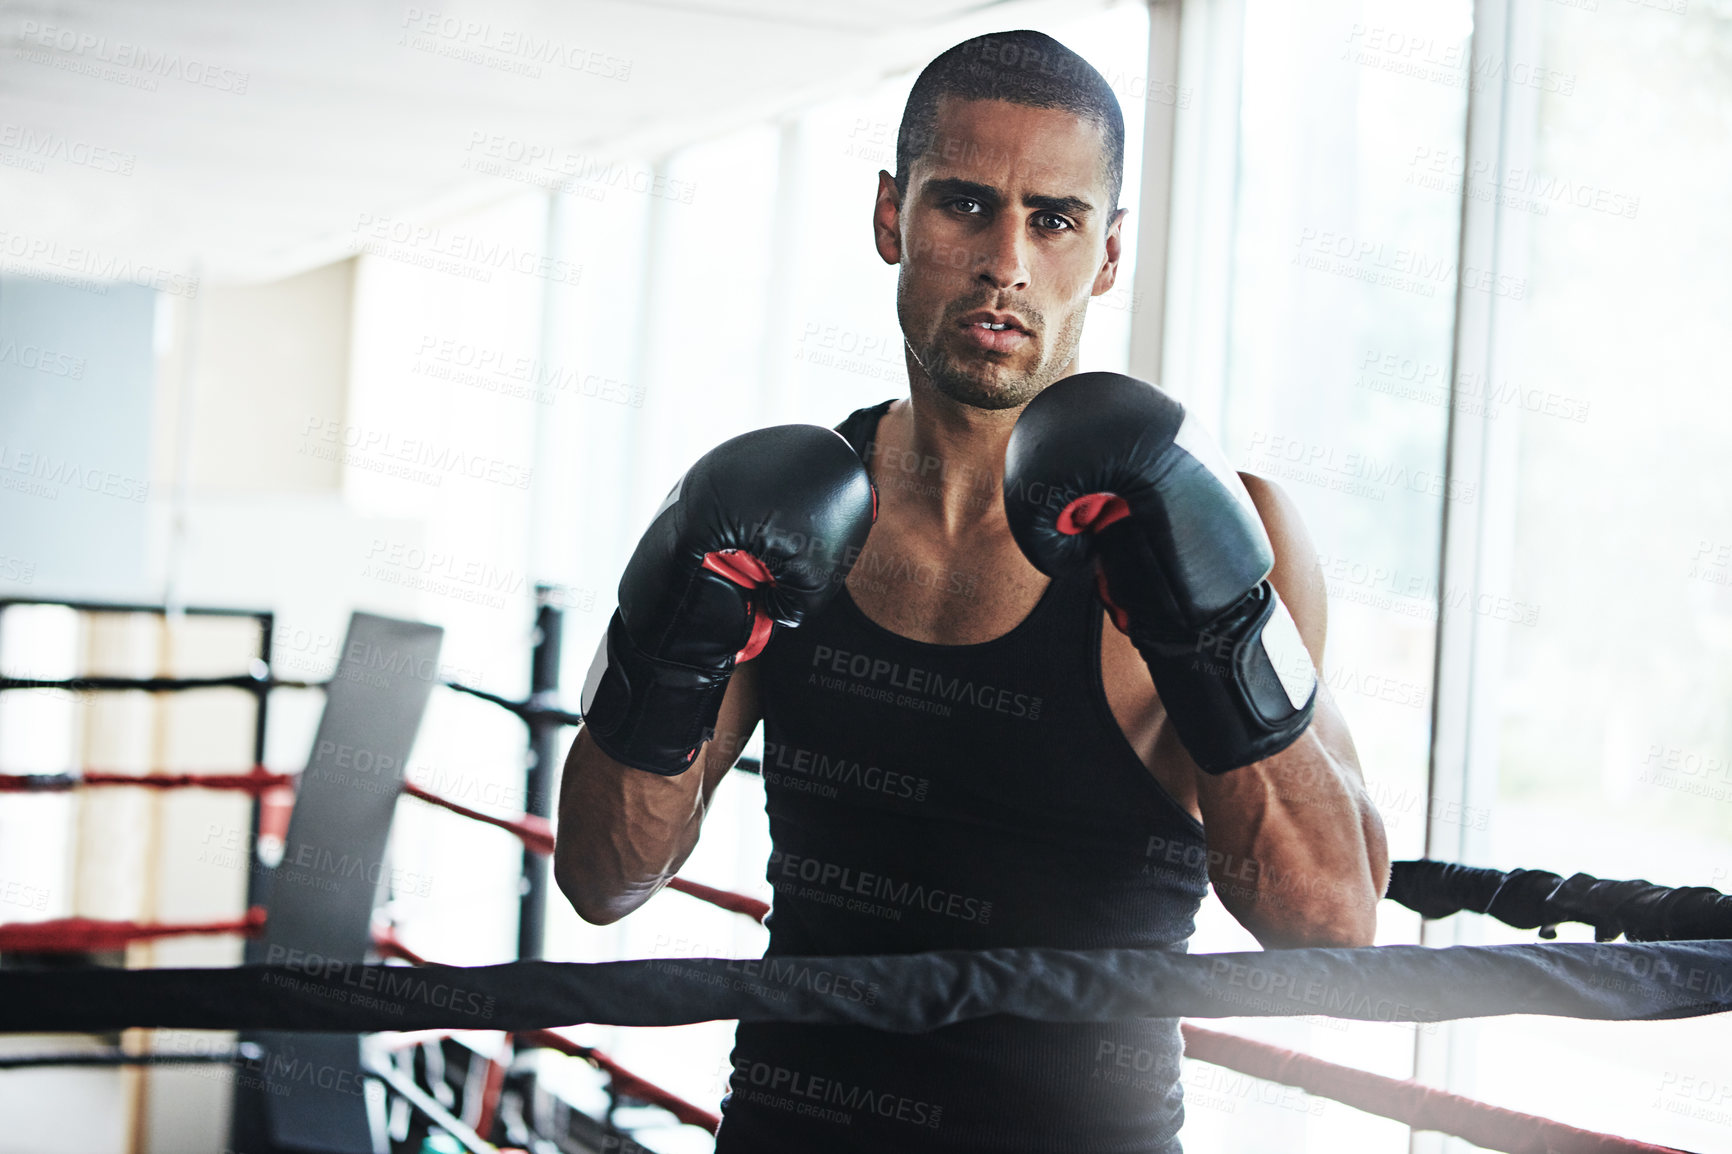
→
(876, 96, 1124, 411)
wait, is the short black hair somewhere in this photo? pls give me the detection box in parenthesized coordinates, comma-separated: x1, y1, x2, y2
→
(894, 30, 1125, 214)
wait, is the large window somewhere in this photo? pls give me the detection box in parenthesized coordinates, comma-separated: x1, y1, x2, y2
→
(1184, 1, 1732, 1151)
(1173, 2, 1473, 1150)
(1439, 3, 1732, 1150)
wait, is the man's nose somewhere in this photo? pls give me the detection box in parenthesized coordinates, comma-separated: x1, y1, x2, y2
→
(974, 215, 1031, 291)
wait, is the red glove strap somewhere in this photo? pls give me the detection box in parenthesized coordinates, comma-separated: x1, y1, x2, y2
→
(703, 550, 778, 662)
(1057, 492, 1131, 535)
(702, 549, 775, 588)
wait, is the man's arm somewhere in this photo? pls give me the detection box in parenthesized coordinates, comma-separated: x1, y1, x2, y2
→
(553, 422, 873, 926)
(553, 659, 762, 926)
(1001, 374, 1386, 948)
(1192, 472, 1389, 948)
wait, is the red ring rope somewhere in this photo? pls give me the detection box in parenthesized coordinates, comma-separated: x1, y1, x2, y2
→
(665, 876, 771, 924)
(402, 780, 555, 856)
(0, 908, 266, 953)
(1180, 1024, 1690, 1154)
(0, 767, 769, 925)
(517, 1028, 722, 1133)
(0, 767, 293, 794)
(401, 780, 769, 924)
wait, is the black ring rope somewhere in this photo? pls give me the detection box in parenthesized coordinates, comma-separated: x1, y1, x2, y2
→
(0, 1047, 259, 1070)
(0, 673, 323, 693)
(2, 940, 1728, 1036)
(1387, 860, 1732, 943)
(442, 681, 584, 727)
(0, 671, 593, 728)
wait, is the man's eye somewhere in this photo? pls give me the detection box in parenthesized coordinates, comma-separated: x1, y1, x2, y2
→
(1036, 213, 1073, 232)
(950, 198, 983, 214)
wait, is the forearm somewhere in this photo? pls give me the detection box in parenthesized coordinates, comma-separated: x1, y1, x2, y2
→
(554, 425, 866, 924)
(553, 727, 709, 925)
(555, 661, 761, 925)
(1197, 724, 1389, 949)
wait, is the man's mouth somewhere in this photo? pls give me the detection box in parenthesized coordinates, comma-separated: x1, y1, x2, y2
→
(956, 311, 1032, 353)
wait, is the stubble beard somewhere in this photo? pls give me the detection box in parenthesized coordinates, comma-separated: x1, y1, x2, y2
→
(900, 283, 1089, 413)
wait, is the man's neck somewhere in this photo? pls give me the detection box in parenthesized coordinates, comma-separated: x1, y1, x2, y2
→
(881, 369, 1064, 539)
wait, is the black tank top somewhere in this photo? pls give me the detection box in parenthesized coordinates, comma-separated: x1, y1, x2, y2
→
(714, 401, 1211, 1154)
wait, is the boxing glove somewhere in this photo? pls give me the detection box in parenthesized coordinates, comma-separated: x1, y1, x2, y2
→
(1003, 372, 1316, 773)
(581, 425, 876, 775)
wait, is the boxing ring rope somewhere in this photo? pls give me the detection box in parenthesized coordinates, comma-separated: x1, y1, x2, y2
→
(442, 678, 585, 728)
(6, 769, 1725, 1143)
(1177, 1024, 1691, 1154)
(4, 759, 1730, 1152)
(24, 760, 1714, 943)
(0, 766, 296, 794)
(2, 602, 1723, 1153)
(0, 672, 574, 727)
(0, 592, 752, 1149)
(0, 763, 772, 925)
(0, 673, 324, 694)
(0, 906, 267, 953)
(0, 894, 726, 1137)
(375, 918, 725, 1135)
(515, 1029, 724, 1133)
(0, 591, 731, 959)
(0, 1048, 261, 1071)
(1389, 859, 1732, 943)
(0, 753, 750, 1139)
(7, 940, 1728, 1153)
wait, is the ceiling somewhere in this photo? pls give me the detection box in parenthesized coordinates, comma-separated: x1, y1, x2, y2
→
(0, 0, 1127, 285)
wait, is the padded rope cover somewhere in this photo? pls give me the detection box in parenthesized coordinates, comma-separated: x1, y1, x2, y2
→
(3, 941, 1729, 1035)
(1388, 860, 1732, 942)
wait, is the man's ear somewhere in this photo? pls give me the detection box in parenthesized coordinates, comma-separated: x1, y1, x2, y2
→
(1093, 207, 1128, 296)
(873, 170, 903, 266)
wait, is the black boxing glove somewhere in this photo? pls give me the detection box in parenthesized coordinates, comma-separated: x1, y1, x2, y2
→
(581, 425, 876, 775)
(1003, 372, 1316, 773)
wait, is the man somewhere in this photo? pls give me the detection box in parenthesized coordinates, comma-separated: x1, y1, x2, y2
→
(556, 29, 1388, 1153)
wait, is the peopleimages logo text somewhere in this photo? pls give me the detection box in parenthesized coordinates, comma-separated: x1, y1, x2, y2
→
(768, 850, 993, 925)
(808, 644, 1043, 721)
